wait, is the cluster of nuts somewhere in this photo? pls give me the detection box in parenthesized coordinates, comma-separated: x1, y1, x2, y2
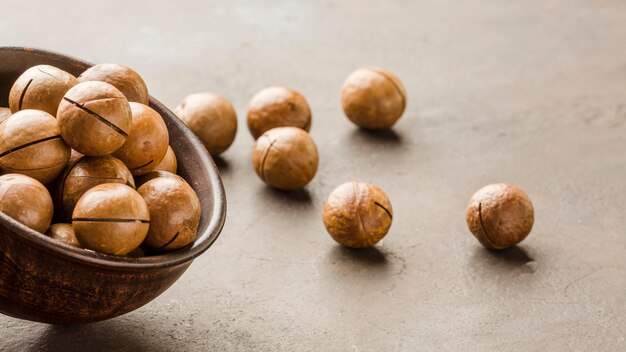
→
(0, 63, 200, 257)
(176, 66, 535, 250)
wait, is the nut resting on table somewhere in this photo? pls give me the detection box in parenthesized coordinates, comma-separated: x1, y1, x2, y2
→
(0, 63, 201, 257)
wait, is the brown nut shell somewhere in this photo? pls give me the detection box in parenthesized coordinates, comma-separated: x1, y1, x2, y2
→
(72, 183, 149, 255)
(0, 107, 12, 124)
(252, 127, 318, 190)
(137, 173, 201, 251)
(175, 93, 237, 155)
(322, 182, 393, 248)
(55, 155, 135, 221)
(9, 65, 78, 115)
(341, 67, 406, 129)
(57, 81, 132, 157)
(247, 87, 311, 139)
(153, 146, 177, 174)
(466, 183, 534, 249)
(0, 174, 53, 233)
(46, 223, 81, 248)
(0, 109, 70, 184)
(78, 63, 149, 105)
(113, 102, 169, 176)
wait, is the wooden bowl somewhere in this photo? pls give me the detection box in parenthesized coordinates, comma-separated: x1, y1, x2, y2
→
(0, 47, 226, 324)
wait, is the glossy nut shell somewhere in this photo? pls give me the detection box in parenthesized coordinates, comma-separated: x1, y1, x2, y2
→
(72, 183, 150, 255)
(175, 93, 237, 155)
(466, 183, 535, 249)
(113, 102, 169, 176)
(341, 67, 406, 129)
(0, 173, 53, 233)
(153, 146, 177, 174)
(247, 87, 311, 139)
(55, 155, 135, 221)
(8, 65, 78, 115)
(46, 223, 81, 248)
(78, 63, 149, 105)
(252, 127, 318, 190)
(57, 81, 132, 156)
(0, 109, 70, 184)
(138, 172, 201, 251)
(322, 182, 393, 248)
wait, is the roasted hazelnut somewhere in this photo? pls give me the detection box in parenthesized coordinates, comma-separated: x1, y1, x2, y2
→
(175, 93, 237, 155)
(46, 223, 80, 248)
(78, 63, 149, 105)
(113, 102, 169, 176)
(153, 145, 177, 174)
(252, 127, 318, 190)
(0, 107, 11, 124)
(247, 87, 311, 139)
(0, 109, 70, 184)
(57, 81, 132, 157)
(466, 183, 535, 249)
(341, 67, 406, 129)
(72, 183, 149, 256)
(0, 174, 53, 233)
(8, 65, 78, 115)
(137, 172, 201, 251)
(322, 182, 393, 248)
(55, 155, 135, 221)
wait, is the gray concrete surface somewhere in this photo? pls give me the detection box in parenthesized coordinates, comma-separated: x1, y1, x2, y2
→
(1, 0, 626, 351)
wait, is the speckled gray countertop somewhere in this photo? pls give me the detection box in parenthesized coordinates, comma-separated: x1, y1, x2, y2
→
(1, 1, 625, 350)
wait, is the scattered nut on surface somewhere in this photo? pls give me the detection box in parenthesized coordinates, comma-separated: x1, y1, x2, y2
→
(72, 183, 150, 256)
(175, 92, 237, 155)
(252, 127, 318, 190)
(0, 109, 70, 184)
(78, 63, 149, 105)
(247, 87, 311, 139)
(322, 182, 393, 248)
(57, 81, 133, 157)
(466, 183, 534, 249)
(341, 67, 406, 129)
(8, 64, 77, 115)
(0, 173, 53, 233)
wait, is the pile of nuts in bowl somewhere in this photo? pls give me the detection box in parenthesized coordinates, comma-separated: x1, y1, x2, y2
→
(174, 66, 535, 250)
(0, 63, 200, 256)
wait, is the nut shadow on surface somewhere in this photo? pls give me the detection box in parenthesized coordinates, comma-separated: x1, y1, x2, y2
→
(212, 155, 231, 175)
(349, 127, 404, 146)
(328, 245, 389, 267)
(261, 186, 313, 205)
(27, 320, 157, 352)
(469, 245, 536, 274)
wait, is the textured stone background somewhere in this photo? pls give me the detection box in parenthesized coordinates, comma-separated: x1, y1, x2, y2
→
(1, 0, 625, 351)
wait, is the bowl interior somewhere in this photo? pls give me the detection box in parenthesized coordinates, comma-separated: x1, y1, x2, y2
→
(0, 47, 226, 270)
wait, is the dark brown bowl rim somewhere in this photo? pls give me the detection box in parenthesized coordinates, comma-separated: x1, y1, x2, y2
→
(0, 46, 226, 271)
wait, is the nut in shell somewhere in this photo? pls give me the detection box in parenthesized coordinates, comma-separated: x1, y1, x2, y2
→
(0, 173, 53, 233)
(323, 182, 393, 248)
(137, 172, 201, 251)
(78, 63, 149, 105)
(72, 183, 150, 255)
(57, 81, 132, 157)
(0, 109, 70, 184)
(252, 127, 318, 190)
(466, 183, 534, 249)
(113, 102, 169, 176)
(341, 67, 406, 129)
(247, 87, 311, 139)
(9, 65, 78, 115)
